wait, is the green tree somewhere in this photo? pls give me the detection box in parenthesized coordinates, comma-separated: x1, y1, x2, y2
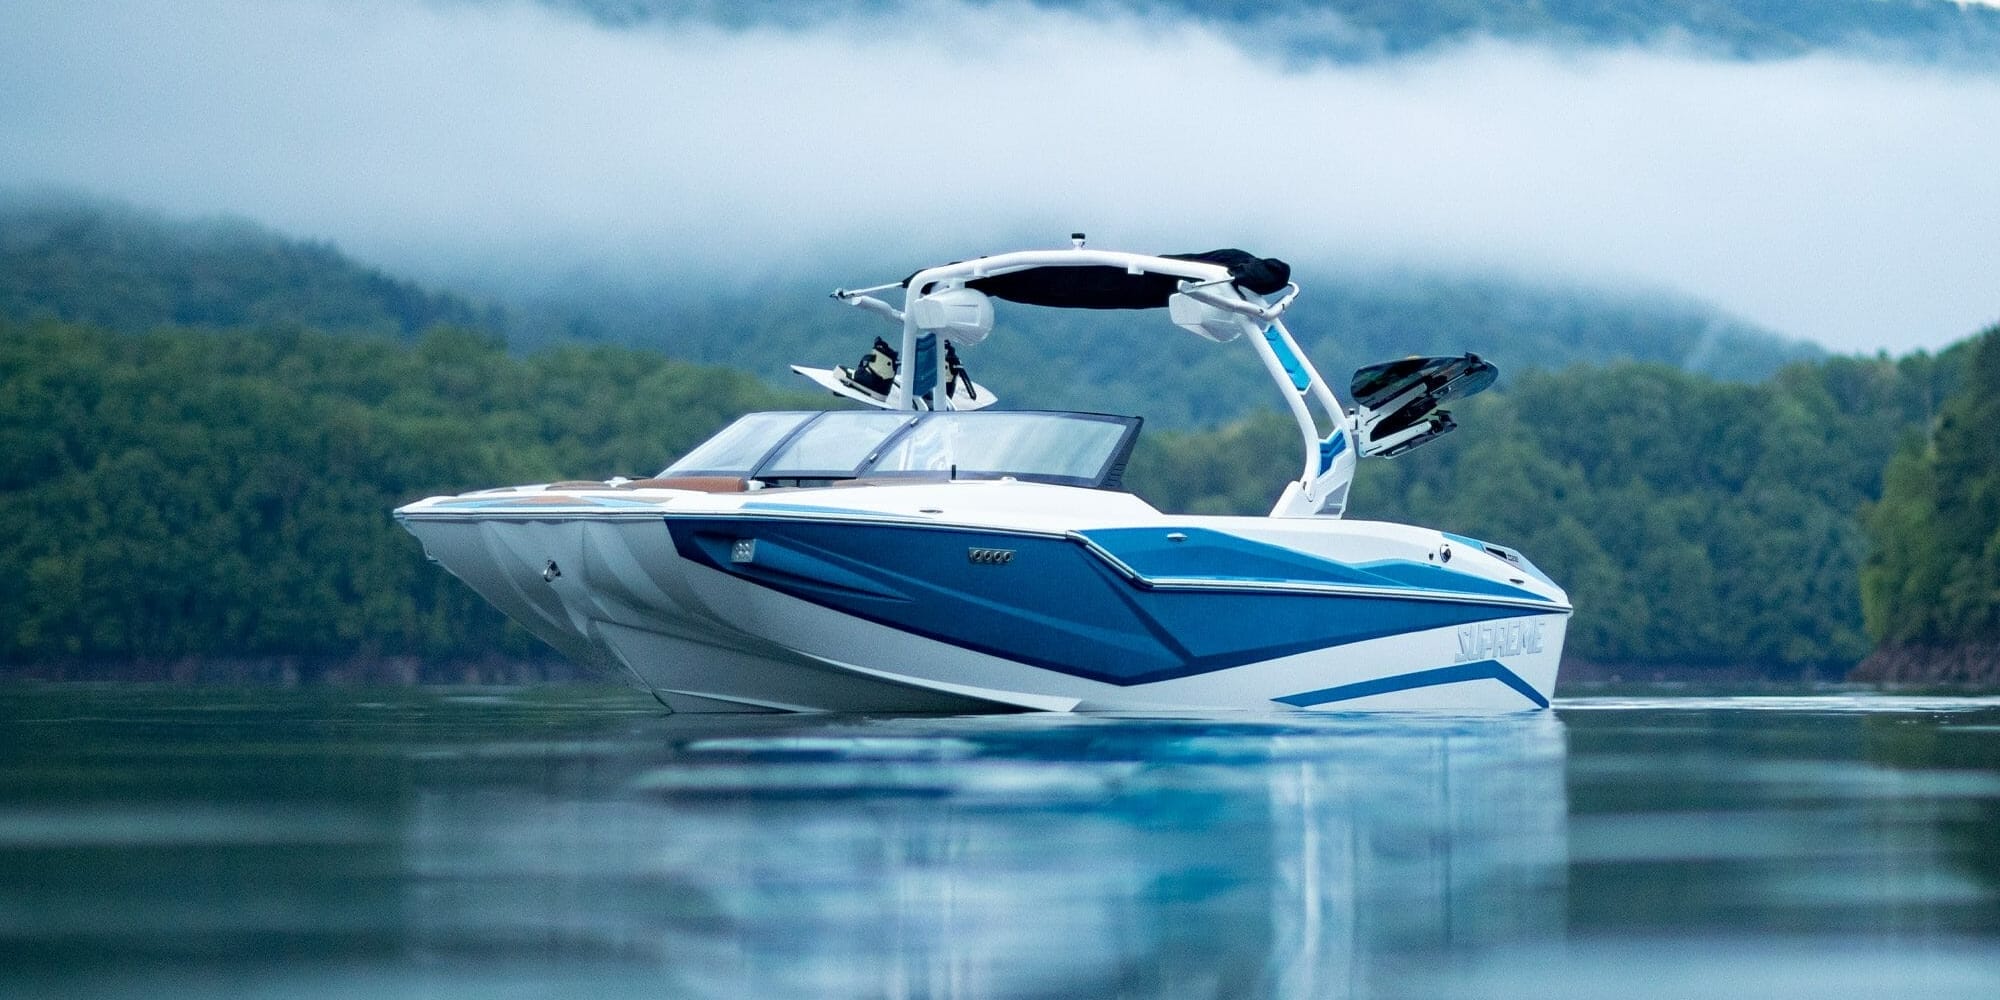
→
(1863, 326, 2000, 646)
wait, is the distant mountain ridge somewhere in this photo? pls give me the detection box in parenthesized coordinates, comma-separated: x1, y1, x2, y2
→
(0, 195, 1817, 426)
(532, 0, 2000, 68)
(0, 194, 491, 337)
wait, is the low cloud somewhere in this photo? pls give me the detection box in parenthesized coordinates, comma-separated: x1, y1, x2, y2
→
(4, 0, 1998, 352)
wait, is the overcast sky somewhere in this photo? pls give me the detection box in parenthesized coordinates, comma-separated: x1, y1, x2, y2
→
(4, 0, 1998, 353)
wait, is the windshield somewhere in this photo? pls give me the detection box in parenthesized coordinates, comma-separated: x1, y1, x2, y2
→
(761, 411, 913, 476)
(662, 410, 1140, 488)
(867, 412, 1130, 483)
(661, 412, 814, 476)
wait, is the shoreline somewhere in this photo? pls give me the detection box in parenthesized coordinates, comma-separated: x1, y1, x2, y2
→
(1850, 643, 2000, 687)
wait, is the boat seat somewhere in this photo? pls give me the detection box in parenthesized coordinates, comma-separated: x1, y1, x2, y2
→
(621, 476, 750, 493)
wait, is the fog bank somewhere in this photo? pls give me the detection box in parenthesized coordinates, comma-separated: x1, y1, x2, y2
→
(4, 0, 1998, 352)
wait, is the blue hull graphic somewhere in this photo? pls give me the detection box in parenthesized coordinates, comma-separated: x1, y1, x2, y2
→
(668, 517, 1532, 687)
(1275, 660, 1549, 709)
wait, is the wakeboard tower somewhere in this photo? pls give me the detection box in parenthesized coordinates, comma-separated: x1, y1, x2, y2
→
(810, 236, 1500, 514)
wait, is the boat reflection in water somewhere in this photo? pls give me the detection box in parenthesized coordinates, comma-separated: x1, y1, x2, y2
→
(399, 712, 1567, 998)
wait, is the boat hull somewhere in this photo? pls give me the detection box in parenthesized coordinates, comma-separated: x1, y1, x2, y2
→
(399, 504, 1568, 713)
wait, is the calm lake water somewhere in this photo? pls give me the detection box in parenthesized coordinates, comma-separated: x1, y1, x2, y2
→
(2, 686, 1997, 999)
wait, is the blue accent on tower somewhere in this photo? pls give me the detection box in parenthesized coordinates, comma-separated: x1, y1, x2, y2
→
(1318, 430, 1346, 475)
(1274, 660, 1548, 709)
(668, 517, 1533, 686)
(1262, 326, 1312, 391)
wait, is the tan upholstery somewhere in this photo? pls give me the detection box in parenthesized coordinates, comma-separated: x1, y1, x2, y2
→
(621, 476, 750, 493)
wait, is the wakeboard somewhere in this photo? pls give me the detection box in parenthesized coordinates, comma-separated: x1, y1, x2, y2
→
(1351, 354, 1497, 457)
(1351, 353, 1497, 412)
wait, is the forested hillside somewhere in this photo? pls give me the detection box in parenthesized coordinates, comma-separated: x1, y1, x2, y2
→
(1858, 327, 2000, 682)
(0, 195, 491, 336)
(0, 320, 806, 663)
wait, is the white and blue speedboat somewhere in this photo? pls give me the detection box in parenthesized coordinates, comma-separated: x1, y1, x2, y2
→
(395, 242, 1570, 712)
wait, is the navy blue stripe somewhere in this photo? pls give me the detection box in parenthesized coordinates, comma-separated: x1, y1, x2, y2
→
(665, 518, 1528, 687)
(1274, 660, 1549, 709)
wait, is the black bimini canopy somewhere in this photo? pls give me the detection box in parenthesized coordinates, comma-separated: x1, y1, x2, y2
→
(909, 250, 1291, 310)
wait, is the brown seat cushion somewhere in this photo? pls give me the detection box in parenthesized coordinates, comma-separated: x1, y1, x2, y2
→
(621, 476, 750, 493)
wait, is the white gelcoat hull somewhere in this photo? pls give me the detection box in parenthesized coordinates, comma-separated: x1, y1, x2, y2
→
(398, 482, 1570, 713)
